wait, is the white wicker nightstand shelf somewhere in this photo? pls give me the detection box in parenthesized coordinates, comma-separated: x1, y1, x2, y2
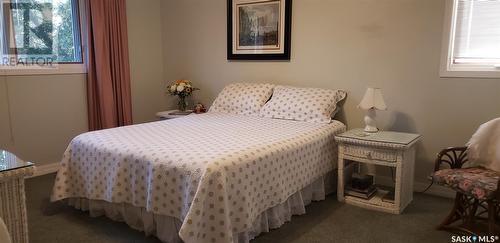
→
(0, 150, 35, 243)
(335, 129, 421, 214)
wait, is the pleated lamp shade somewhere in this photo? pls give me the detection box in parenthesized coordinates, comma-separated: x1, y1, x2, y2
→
(358, 88, 387, 111)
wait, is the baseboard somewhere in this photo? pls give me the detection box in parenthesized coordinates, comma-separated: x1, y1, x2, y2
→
(375, 175, 455, 199)
(30, 162, 60, 178)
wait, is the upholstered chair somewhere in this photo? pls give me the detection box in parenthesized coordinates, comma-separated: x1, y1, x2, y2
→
(432, 147, 500, 234)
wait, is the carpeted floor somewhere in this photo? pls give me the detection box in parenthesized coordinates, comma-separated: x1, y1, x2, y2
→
(26, 174, 454, 243)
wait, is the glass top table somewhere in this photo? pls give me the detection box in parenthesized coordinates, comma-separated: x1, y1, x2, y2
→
(336, 128, 421, 145)
(0, 150, 34, 173)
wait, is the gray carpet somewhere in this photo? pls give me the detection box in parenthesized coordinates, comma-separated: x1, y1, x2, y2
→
(26, 174, 454, 243)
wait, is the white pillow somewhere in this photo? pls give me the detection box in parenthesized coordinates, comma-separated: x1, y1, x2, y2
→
(209, 82, 275, 116)
(466, 117, 500, 172)
(259, 86, 347, 123)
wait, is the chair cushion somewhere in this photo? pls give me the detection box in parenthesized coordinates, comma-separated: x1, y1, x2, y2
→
(433, 167, 500, 200)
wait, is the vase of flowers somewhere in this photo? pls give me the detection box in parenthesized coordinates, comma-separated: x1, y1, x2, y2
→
(166, 80, 199, 111)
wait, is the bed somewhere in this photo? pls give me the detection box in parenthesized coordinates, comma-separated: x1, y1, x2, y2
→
(51, 83, 347, 243)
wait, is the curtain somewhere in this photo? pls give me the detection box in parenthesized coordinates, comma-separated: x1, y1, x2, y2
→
(84, 0, 133, 131)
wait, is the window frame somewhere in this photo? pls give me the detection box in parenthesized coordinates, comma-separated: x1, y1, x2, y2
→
(0, 0, 86, 76)
(440, 0, 500, 79)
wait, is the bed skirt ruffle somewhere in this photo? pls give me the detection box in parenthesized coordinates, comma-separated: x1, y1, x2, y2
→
(67, 171, 336, 243)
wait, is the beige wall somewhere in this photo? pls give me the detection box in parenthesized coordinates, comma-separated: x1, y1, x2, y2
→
(161, 0, 500, 184)
(128, 0, 170, 123)
(0, 0, 167, 166)
(0, 74, 87, 164)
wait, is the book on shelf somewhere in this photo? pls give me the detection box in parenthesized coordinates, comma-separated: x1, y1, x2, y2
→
(345, 185, 377, 199)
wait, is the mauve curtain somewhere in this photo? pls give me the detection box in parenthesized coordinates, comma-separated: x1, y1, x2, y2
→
(84, 0, 133, 131)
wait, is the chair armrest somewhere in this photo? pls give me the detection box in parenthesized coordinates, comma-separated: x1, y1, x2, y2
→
(434, 146, 468, 171)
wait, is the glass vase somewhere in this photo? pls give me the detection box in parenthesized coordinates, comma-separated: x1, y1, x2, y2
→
(178, 96, 188, 111)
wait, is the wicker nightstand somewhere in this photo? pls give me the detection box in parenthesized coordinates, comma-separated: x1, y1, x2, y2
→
(0, 150, 35, 243)
(335, 129, 420, 214)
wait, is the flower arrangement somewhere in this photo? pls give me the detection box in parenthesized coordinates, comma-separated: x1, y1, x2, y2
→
(166, 80, 199, 111)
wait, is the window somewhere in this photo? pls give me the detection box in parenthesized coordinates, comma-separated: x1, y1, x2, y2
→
(441, 0, 500, 78)
(0, 0, 85, 75)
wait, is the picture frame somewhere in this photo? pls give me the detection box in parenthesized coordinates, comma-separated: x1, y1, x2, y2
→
(227, 0, 292, 60)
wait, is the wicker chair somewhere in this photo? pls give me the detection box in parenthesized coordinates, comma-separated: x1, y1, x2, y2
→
(433, 146, 500, 234)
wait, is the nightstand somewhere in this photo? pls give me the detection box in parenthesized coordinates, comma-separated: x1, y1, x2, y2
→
(335, 129, 421, 214)
(0, 150, 34, 243)
(156, 110, 194, 120)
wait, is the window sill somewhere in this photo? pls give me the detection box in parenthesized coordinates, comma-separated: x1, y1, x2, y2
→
(440, 64, 500, 79)
(0, 64, 87, 76)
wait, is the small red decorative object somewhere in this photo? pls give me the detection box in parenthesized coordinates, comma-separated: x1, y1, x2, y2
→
(194, 103, 207, 114)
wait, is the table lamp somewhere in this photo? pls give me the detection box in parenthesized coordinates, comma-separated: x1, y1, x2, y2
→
(358, 88, 387, 133)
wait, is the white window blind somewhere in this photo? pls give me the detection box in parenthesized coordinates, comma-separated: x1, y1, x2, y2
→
(453, 0, 500, 64)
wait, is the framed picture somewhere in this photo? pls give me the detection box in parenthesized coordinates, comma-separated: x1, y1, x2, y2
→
(227, 0, 292, 60)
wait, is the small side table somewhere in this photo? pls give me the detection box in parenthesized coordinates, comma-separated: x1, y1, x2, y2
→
(335, 129, 420, 214)
(0, 150, 34, 243)
(156, 110, 194, 120)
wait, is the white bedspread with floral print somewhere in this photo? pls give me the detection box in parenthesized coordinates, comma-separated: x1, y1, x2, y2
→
(51, 112, 345, 243)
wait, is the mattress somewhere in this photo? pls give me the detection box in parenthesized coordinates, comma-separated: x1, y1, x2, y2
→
(51, 112, 346, 243)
